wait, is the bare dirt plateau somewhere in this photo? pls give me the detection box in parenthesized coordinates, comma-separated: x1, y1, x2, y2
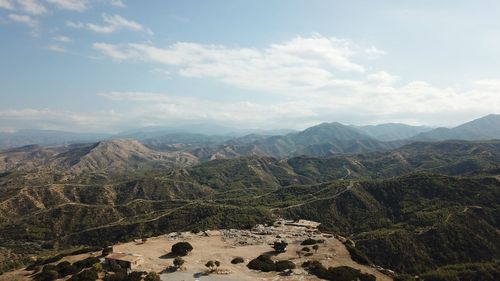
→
(0, 220, 391, 281)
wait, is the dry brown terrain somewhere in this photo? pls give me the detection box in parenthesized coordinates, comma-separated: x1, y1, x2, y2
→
(0, 220, 391, 281)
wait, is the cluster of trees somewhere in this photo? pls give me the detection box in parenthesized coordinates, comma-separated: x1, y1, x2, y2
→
(205, 260, 220, 272)
(295, 246, 320, 258)
(395, 260, 500, 281)
(302, 261, 376, 281)
(247, 255, 296, 272)
(34, 257, 101, 281)
(26, 247, 103, 272)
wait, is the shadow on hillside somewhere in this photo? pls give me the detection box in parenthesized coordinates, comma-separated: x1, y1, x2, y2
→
(260, 250, 281, 257)
(159, 252, 178, 259)
(194, 272, 210, 278)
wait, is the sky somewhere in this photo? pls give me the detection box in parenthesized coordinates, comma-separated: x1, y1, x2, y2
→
(0, 0, 499, 133)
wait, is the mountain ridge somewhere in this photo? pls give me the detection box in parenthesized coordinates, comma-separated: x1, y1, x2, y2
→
(412, 114, 500, 141)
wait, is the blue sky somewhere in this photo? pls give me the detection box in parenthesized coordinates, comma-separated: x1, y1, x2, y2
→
(1, 0, 499, 132)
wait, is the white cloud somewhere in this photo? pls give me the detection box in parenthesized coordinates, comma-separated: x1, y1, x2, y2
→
(17, 0, 47, 15)
(47, 0, 87, 12)
(364, 46, 386, 58)
(75, 87, 500, 128)
(474, 79, 500, 91)
(108, 0, 125, 8)
(0, 0, 14, 10)
(367, 71, 398, 86)
(8, 13, 37, 27)
(53, 35, 72, 43)
(0, 108, 109, 132)
(98, 92, 319, 128)
(92, 42, 131, 60)
(65, 20, 83, 28)
(47, 44, 66, 52)
(93, 35, 373, 94)
(2, 79, 499, 132)
(89, 35, 499, 127)
(67, 13, 151, 34)
(2, 34, 498, 132)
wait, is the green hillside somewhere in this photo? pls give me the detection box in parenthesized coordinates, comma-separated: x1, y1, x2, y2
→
(0, 140, 499, 280)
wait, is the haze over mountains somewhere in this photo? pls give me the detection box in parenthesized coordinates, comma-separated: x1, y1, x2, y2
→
(410, 114, 500, 141)
(1, 114, 498, 154)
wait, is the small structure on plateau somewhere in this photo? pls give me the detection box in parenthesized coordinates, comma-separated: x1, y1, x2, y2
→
(104, 252, 144, 271)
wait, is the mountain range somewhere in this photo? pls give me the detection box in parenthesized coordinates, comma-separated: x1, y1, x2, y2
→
(2, 114, 498, 153)
(411, 114, 500, 141)
(0, 114, 499, 280)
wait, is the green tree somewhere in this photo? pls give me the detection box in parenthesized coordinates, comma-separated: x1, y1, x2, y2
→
(125, 271, 143, 281)
(173, 257, 185, 269)
(144, 272, 161, 281)
(171, 242, 193, 256)
(102, 246, 114, 257)
(312, 245, 319, 253)
(231, 257, 244, 264)
(205, 260, 215, 272)
(92, 263, 103, 272)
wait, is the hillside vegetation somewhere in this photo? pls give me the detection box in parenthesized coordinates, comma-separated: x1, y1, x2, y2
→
(0, 140, 499, 280)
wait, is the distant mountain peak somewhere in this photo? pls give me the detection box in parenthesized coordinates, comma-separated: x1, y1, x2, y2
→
(412, 114, 500, 141)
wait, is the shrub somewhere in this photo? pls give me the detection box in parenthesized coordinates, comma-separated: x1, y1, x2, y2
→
(394, 274, 417, 281)
(108, 261, 123, 273)
(102, 246, 114, 257)
(359, 273, 377, 281)
(144, 272, 161, 281)
(69, 247, 102, 256)
(173, 257, 185, 268)
(103, 272, 126, 281)
(272, 241, 288, 252)
(205, 260, 215, 271)
(325, 266, 361, 281)
(301, 238, 319, 245)
(35, 270, 59, 281)
(56, 261, 71, 269)
(312, 245, 319, 253)
(302, 247, 311, 252)
(345, 244, 372, 266)
(42, 265, 58, 273)
(231, 257, 244, 264)
(301, 261, 312, 268)
(304, 262, 374, 281)
(61, 265, 79, 276)
(92, 263, 103, 272)
(56, 261, 78, 277)
(275, 260, 296, 272)
(247, 255, 276, 272)
(77, 268, 98, 281)
(40, 255, 64, 265)
(73, 257, 101, 270)
(171, 242, 193, 256)
(307, 261, 328, 277)
(126, 271, 144, 281)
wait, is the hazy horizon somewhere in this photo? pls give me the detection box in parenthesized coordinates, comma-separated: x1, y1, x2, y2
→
(1, 1, 500, 132)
